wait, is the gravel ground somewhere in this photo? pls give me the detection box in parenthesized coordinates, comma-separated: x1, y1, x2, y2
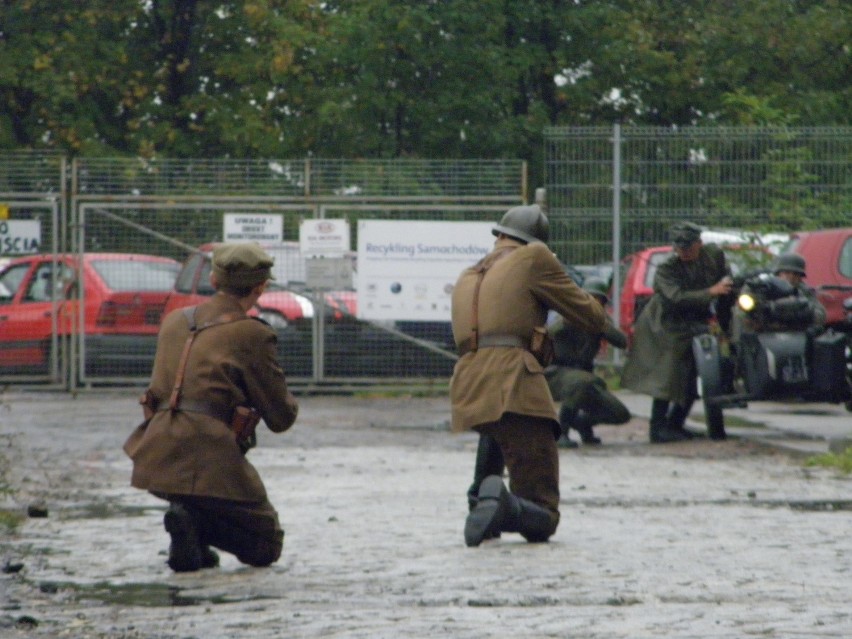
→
(1, 389, 851, 639)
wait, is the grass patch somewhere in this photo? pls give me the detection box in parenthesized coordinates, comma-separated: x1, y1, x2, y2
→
(806, 447, 852, 474)
(0, 509, 23, 531)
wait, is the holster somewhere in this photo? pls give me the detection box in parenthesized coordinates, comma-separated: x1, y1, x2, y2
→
(529, 326, 555, 367)
(231, 406, 261, 454)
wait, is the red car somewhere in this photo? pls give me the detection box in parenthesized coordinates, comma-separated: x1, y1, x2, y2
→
(163, 242, 357, 329)
(619, 243, 774, 345)
(0, 253, 180, 371)
(782, 227, 852, 328)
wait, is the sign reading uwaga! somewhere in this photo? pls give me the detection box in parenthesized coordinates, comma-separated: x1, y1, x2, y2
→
(0, 220, 42, 255)
(223, 214, 283, 242)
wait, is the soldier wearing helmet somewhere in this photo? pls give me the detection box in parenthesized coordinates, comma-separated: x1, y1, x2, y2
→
(734, 253, 826, 337)
(545, 276, 631, 447)
(450, 204, 606, 547)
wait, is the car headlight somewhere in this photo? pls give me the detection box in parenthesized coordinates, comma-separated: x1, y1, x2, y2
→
(738, 293, 756, 312)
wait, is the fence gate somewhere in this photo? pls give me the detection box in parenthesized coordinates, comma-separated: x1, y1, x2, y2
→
(69, 157, 526, 389)
(0, 153, 67, 386)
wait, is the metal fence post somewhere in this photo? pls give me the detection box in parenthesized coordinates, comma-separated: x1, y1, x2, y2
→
(611, 124, 622, 366)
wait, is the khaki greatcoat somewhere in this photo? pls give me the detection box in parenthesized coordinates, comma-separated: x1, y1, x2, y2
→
(124, 293, 299, 503)
(449, 237, 606, 432)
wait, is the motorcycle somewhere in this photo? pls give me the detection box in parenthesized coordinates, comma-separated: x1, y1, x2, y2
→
(693, 272, 852, 436)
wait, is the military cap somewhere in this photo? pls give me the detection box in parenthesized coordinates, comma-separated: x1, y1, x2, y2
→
(773, 253, 806, 276)
(211, 243, 275, 288)
(669, 221, 703, 248)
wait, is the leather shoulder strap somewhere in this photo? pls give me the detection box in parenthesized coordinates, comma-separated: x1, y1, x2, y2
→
(470, 246, 516, 351)
(167, 306, 249, 411)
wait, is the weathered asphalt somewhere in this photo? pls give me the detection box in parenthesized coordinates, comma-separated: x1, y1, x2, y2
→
(1, 388, 851, 639)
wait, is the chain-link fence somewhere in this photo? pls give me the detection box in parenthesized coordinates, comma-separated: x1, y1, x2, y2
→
(2, 156, 525, 388)
(544, 125, 852, 352)
(3, 132, 851, 389)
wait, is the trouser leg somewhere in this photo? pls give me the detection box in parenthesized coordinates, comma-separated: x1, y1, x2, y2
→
(464, 413, 560, 547)
(181, 495, 284, 567)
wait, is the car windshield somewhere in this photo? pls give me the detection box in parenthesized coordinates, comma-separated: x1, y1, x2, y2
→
(90, 259, 179, 292)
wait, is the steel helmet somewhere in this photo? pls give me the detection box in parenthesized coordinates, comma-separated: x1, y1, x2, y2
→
(773, 253, 806, 276)
(492, 204, 549, 244)
(583, 276, 610, 304)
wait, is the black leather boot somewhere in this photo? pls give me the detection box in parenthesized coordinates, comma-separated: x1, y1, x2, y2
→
(466, 435, 505, 510)
(501, 491, 556, 543)
(164, 503, 203, 572)
(571, 410, 602, 445)
(649, 399, 690, 444)
(557, 404, 579, 448)
(464, 475, 509, 547)
(665, 402, 696, 439)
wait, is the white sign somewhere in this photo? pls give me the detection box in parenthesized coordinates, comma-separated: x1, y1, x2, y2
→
(356, 220, 494, 321)
(224, 213, 283, 242)
(306, 256, 354, 290)
(300, 218, 350, 256)
(0, 220, 42, 255)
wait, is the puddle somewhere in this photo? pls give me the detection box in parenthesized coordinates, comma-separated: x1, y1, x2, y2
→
(59, 504, 158, 521)
(33, 581, 274, 608)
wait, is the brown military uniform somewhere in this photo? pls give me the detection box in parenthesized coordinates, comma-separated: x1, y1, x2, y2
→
(124, 291, 298, 566)
(450, 237, 605, 527)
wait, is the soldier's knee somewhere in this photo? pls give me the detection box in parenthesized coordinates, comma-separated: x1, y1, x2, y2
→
(238, 532, 283, 567)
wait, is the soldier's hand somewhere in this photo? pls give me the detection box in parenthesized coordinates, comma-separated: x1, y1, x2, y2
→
(709, 276, 733, 297)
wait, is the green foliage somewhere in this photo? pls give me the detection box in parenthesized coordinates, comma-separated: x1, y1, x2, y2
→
(0, 0, 849, 181)
(806, 447, 852, 474)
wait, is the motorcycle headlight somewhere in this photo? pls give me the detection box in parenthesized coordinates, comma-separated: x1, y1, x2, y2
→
(738, 293, 756, 312)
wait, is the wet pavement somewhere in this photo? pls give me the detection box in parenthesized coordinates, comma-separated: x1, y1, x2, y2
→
(1, 389, 851, 638)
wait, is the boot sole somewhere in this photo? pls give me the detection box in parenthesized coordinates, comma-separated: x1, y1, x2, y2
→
(464, 476, 507, 547)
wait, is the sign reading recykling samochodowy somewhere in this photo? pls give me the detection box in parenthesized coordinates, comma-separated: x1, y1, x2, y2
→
(223, 214, 283, 242)
(0, 220, 41, 255)
(356, 220, 493, 321)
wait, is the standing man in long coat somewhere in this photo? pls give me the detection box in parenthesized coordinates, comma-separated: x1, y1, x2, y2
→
(450, 205, 605, 547)
(124, 243, 299, 572)
(621, 222, 734, 442)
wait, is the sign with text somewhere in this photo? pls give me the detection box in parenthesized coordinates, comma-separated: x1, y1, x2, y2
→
(223, 213, 283, 242)
(0, 220, 42, 255)
(300, 218, 350, 257)
(356, 220, 493, 321)
(306, 256, 354, 290)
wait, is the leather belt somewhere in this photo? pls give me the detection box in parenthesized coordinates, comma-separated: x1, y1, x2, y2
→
(154, 399, 232, 424)
(457, 334, 526, 357)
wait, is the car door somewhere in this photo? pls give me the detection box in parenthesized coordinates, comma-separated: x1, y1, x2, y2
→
(0, 257, 75, 368)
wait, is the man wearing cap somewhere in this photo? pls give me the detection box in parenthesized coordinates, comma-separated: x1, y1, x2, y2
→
(451, 204, 606, 547)
(124, 242, 299, 572)
(546, 277, 631, 446)
(621, 222, 735, 442)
